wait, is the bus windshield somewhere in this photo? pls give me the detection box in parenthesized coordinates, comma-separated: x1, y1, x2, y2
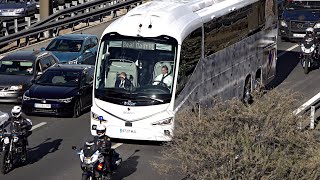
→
(95, 33, 178, 106)
(284, 0, 320, 10)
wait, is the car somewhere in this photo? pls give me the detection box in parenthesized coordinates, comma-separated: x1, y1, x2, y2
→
(0, 50, 59, 103)
(0, 0, 37, 18)
(41, 34, 98, 65)
(22, 64, 94, 117)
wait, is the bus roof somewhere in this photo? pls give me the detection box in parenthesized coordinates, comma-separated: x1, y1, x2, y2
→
(103, 0, 259, 44)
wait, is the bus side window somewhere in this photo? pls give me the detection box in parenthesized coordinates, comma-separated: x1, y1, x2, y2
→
(176, 27, 202, 96)
(204, 5, 251, 57)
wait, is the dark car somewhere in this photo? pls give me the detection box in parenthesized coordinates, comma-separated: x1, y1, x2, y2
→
(0, 0, 37, 18)
(0, 50, 59, 103)
(41, 34, 98, 65)
(279, 0, 320, 42)
(22, 64, 94, 117)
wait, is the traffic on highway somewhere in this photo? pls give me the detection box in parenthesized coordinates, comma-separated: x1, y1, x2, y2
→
(0, 0, 320, 179)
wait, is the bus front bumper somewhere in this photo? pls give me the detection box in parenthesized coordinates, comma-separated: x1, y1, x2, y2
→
(91, 123, 173, 141)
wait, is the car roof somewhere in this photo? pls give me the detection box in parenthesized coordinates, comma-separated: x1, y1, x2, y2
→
(1, 50, 52, 62)
(55, 34, 97, 40)
(47, 64, 94, 73)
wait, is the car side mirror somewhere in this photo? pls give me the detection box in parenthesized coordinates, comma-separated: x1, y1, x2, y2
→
(40, 47, 46, 51)
(37, 72, 43, 76)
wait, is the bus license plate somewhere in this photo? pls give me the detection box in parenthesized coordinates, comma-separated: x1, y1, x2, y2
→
(120, 128, 136, 133)
(34, 103, 51, 109)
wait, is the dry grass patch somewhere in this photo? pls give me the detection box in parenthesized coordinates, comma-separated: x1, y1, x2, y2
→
(153, 89, 320, 179)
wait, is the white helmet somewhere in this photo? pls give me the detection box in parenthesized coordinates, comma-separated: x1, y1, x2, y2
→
(96, 124, 106, 137)
(306, 27, 314, 34)
(11, 106, 22, 118)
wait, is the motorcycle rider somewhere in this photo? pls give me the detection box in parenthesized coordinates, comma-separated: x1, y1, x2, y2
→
(93, 124, 120, 179)
(6, 106, 32, 161)
(301, 27, 319, 59)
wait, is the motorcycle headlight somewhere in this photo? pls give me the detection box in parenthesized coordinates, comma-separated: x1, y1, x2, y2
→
(314, 23, 320, 29)
(151, 117, 173, 126)
(23, 94, 30, 101)
(58, 97, 73, 103)
(280, 20, 288, 27)
(9, 85, 23, 91)
(14, 8, 24, 13)
(4, 137, 9, 144)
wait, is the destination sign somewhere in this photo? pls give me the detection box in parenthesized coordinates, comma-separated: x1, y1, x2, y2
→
(122, 41, 155, 50)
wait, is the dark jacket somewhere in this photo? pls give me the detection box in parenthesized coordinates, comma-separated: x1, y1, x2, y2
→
(93, 135, 112, 154)
(114, 78, 131, 89)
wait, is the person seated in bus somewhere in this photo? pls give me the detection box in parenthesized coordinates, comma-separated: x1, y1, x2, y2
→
(114, 72, 131, 89)
(153, 65, 173, 88)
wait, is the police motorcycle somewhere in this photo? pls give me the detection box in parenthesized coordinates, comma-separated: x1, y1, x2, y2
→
(72, 118, 122, 180)
(0, 111, 30, 174)
(299, 27, 319, 74)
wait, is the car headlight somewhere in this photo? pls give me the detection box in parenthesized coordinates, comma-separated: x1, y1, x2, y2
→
(151, 117, 173, 126)
(23, 94, 30, 101)
(14, 8, 24, 12)
(314, 23, 320, 29)
(68, 58, 79, 64)
(58, 97, 73, 103)
(9, 85, 23, 91)
(280, 20, 287, 27)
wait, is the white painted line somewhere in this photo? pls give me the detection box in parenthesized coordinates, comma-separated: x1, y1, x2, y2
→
(112, 143, 123, 149)
(278, 44, 299, 57)
(293, 91, 320, 115)
(31, 122, 47, 131)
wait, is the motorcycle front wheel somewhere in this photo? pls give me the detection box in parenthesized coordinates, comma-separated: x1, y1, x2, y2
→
(304, 58, 310, 74)
(0, 149, 12, 174)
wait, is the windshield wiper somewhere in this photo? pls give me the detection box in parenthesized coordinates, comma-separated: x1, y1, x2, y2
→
(135, 95, 164, 103)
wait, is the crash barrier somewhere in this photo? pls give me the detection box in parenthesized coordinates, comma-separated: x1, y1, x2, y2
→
(0, 0, 144, 48)
(0, 0, 92, 38)
(293, 92, 320, 130)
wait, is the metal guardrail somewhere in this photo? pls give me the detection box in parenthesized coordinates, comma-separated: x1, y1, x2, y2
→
(0, 0, 143, 48)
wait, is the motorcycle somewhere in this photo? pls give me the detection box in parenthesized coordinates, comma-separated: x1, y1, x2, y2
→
(299, 38, 318, 74)
(0, 112, 28, 174)
(72, 141, 122, 180)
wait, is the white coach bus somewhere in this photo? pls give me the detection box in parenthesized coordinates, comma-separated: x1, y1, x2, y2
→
(90, 0, 278, 141)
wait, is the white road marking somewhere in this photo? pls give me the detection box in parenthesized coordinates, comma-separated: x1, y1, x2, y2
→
(293, 92, 320, 115)
(278, 44, 299, 57)
(31, 122, 47, 131)
(112, 143, 123, 149)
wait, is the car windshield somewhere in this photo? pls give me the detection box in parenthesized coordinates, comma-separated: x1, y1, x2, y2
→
(0, 60, 33, 75)
(95, 33, 178, 106)
(36, 70, 80, 87)
(284, 1, 320, 10)
(46, 38, 83, 52)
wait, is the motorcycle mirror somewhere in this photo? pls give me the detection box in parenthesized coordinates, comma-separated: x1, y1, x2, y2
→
(72, 146, 77, 150)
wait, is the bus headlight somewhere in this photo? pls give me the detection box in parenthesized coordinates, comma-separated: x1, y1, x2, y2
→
(91, 112, 107, 122)
(280, 20, 287, 27)
(152, 117, 173, 126)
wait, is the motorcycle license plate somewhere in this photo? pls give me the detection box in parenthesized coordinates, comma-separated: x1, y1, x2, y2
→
(293, 34, 305, 38)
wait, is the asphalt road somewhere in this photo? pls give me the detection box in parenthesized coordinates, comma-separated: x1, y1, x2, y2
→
(0, 21, 319, 179)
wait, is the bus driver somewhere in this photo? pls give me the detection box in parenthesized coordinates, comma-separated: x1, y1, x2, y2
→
(153, 65, 173, 88)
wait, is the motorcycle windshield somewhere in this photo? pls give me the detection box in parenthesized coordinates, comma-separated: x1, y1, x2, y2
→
(83, 142, 98, 157)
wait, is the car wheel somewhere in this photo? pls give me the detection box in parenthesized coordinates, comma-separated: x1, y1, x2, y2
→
(73, 99, 81, 118)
